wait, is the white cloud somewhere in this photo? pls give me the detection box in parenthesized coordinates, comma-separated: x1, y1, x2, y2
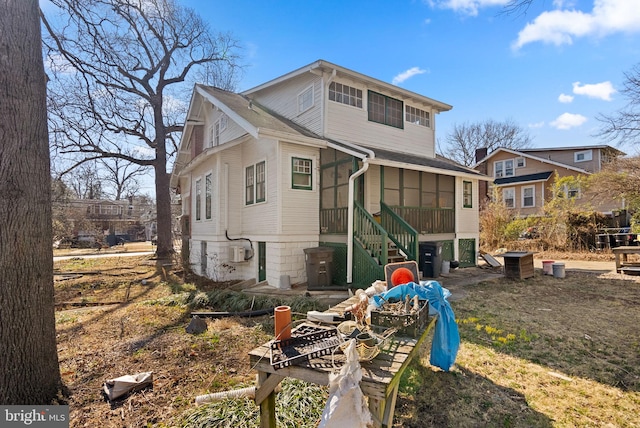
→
(550, 112, 588, 129)
(512, 0, 640, 50)
(427, 0, 509, 17)
(133, 145, 156, 157)
(392, 67, 428, 85)
(528, 121, 545, 128)
(572, 81, 616, 101)
(558, 93, 574, 103)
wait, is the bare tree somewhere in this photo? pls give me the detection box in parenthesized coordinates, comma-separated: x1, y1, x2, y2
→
(440, 119, 533, 167)
(64, 161, 104, 199)
(588, 156, 640, 208)
(41, 0, 240, 258)
(0, 0, 62, 403)
(98, 157, 149, 200)
(597, 63, 640, 147)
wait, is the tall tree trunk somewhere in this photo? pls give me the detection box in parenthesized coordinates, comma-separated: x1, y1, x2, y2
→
(0, 0, 62, 404)
(154, 105, 173, 259)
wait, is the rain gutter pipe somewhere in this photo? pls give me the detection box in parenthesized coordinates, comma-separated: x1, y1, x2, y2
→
(327, 140, 375, 284)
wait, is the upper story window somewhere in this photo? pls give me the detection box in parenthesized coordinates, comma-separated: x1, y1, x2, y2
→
(292, 157, 313, 190)
(195, 178, 202, 221)
(205, 173, 212, 220)
(219, 114, 227, 131)
(245, 161, 266, 205)
(298, 86, 314, 113)
(368, 91, 403, 129)
(329, 82, 362, 108)
(214, 122, 220, 146)
(463, 181, 472, 208)
(516, 157, 526, 168)
(405, 105, 430, 127)
(574, 150, 592, 163)
(494, 159, 515, 177)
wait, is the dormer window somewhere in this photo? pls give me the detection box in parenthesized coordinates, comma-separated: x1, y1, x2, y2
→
(368, 91, 403, 129)
(574, 150, 592, 162)
(329, 82, 362, 108)
(298, 86, 314, 113)
(405, 105, 430, 127)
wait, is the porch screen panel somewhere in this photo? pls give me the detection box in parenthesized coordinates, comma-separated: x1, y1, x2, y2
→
(439, 175, 455, 208)
(421, 172, 437, 208)
(403, 170, 420, 206)
(321, 167, 336, 209)
(383, 168, 400, 205)
(336, 162, 350, 207)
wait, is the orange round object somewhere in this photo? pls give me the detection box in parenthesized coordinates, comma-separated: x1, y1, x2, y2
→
(390, 267, 414, 287)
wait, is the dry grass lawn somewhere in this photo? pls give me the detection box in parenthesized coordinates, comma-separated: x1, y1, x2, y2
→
(53, 252, 640, 427)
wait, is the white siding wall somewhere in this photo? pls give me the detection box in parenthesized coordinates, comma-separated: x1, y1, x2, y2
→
(279, 142, 320, 235)
(241, 138, 278, 235)
(325, 80, 436, 157)
(456, 177, 479, 234)
(250, 74, 323, 136)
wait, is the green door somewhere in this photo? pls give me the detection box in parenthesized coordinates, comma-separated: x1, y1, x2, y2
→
(258, 242, 266, 282)
(458, 239, 476, 267)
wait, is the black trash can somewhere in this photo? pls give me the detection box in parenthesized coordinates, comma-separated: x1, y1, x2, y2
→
(419, 241, 442, 278)
(304, 247, 334, 290)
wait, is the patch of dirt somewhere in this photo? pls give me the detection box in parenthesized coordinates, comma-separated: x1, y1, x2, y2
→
(54, 255, 271, 428)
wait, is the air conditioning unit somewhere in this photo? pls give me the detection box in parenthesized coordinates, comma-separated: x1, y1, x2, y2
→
(229, 246, 245, 262)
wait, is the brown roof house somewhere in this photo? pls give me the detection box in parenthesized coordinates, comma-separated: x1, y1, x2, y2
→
(170, 60, 490, 289)
(473, 145, 626, 217)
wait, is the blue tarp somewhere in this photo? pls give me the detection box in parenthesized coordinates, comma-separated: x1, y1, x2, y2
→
(371, 281, 460, 371)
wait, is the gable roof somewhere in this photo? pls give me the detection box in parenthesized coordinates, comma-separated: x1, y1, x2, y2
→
(242, 59, 453, 113)
(520, 145, 625, 156)
(494, 171, 553, 185)
(473, 147, 590, 174)
(171, 85, 326, 187)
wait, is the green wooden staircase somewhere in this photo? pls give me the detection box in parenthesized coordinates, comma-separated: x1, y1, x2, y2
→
(352, 201, 419, 287)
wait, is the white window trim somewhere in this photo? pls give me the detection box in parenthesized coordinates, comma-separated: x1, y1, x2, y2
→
(503, 187, 516, 208)
(516, 157, 526, 168)
(574, 150, 593, 163)
(564, 184, 581, 199)
(204, 170, 213, 221)
(290, 154, 315, 191)
(207, 125, 214, 148)
(297, 85, 314, 114)
(522, 185, 535, 208)
(495, 159, 516, 177)
(219, 114, 227, 132)
(245, 159, 267, 206)
(194, 176, 202, 221)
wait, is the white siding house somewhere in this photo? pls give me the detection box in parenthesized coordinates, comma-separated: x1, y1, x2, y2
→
(171, 60, 489, 289)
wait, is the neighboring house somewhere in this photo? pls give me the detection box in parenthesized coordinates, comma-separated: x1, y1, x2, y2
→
(53, 197, 156, 245)
(474, 145, 626, 217)
(170, 60, 489, 289)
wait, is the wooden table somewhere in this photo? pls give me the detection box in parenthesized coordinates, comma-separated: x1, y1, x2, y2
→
(248, 295, 437, 428)
(612, 246, 640, 272)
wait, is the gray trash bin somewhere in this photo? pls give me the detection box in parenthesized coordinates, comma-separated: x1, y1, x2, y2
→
(419, 241, 442, 278)
(304, 247, 334, 290)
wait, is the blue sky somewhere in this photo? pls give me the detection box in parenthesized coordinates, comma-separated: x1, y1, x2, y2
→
(183, 0, 640, 155)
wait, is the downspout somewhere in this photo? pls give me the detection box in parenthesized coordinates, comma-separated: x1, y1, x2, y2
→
(347, 161, 368, 284)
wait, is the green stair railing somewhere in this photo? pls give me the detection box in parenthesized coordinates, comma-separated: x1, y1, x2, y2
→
(380, 201, 419, 262)
(352, 242, 384, 287)
(354, 201, 389, 266)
